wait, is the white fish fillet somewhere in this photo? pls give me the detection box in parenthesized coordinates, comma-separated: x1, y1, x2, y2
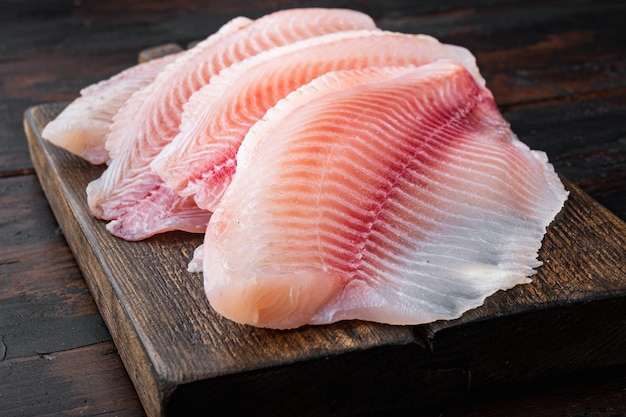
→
(85, 9, 377, 240)
(41, 52, 181, 164)
(152, 29, 484, 212)
(202, 62, 568, 329)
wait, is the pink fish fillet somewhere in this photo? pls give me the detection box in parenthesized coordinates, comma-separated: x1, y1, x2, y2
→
(202, 62, 569, 329)
(86, 8, 376, 241)
(152, 30, 486, 212)
(42, 52, 181, 164)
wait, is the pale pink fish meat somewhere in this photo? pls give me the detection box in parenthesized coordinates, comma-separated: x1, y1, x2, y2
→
(42, 52, 181, 164)
(152, 30, 485, 212)
(86, 9, 376, 240)
(202, 61, 568, 330)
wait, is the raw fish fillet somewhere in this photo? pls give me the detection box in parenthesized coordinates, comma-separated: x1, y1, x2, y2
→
(42, 52, 180, 164)
(202, 62, 568, 329)
(153, 30, 485, 212)
(86, 8, 376, 240)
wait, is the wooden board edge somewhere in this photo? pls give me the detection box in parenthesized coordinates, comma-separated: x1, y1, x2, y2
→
(417, 171, 626, 388)
(22, 97, 626, 415)
(24, 108, 168, 417)
(23, 103, 431, 417)
(138, 43, 184, 63)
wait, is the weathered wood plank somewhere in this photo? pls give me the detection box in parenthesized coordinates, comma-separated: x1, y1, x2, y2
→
(2, 1, 625, 175)
(26, 103, 453, 417)
(0, 174, 111, 360)
(441, 366, 626, 417)
(378, 1, 626, 109)
(504, 97, 626, 221)
(415, 173, 626, 388)
(23, 92, 626, 416)
(3, 2, 626, 417)
(0, 341, 145, 417)
(419, 172, 626, 387)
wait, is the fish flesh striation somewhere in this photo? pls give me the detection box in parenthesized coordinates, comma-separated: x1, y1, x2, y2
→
(85, 16, 251, 239)
(42, 52, 181, 164)
(202, 61, 568, 329)
(39, 8, 568, 329)
(152, 30, 484, 212)
(85, 8, 376, 240)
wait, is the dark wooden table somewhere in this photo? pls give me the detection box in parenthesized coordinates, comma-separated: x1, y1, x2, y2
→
(1, 1, 625, 416)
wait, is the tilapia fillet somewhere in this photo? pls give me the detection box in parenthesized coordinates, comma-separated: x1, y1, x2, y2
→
(202, 62, 568, 329)
(84, 16, 253, 239)
(41, 52, 181, 164)
(85, 8, 377, 240)
(152, 30, 484, 212)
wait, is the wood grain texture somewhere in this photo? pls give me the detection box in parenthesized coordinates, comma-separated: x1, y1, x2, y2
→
(2, 1, 624, 177)
(0, 341, 145, 417)
(504, 97, 626, 221)
(3, 1, 625, 416)
(25, 104, 443, 417)
(24, 95, 626, 416)
(377, 1, 626, 109)
(442, 365, 626, 417)
(0, 174, 111, 360)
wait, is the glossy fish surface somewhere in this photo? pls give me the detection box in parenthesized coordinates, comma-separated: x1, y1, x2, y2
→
(85, 9, 376, 240)
(202, 62, 568, 329)
(152, 30, 484, 212)
(42, 52, 180, 164)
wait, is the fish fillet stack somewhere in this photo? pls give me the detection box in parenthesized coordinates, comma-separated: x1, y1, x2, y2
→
(43, 8, 568, 329)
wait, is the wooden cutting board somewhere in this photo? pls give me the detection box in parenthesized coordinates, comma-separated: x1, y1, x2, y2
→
(23, 72, 626, 417)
